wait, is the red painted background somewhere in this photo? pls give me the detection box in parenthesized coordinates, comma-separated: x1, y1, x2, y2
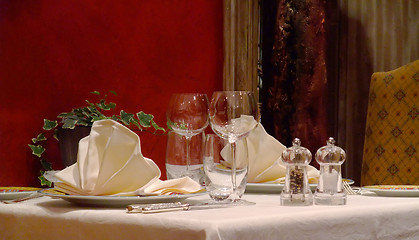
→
(0, 1, 223, 186)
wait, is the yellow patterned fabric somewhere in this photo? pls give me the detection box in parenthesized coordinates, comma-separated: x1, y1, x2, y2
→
(361, 60, 419, 186)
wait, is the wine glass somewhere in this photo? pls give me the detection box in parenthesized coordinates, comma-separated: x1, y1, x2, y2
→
(209, 91, 259, 202)
(166, 131, 205, 184)
(166, 93, 209, 181)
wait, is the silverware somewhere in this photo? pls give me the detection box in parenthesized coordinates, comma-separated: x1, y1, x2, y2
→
(2, 191, 43, 204)
(127, 201, 242, 214)
(343, 181, 359, 195)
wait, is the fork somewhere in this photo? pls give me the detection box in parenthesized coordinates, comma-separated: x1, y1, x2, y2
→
(343, 181, 359, 195)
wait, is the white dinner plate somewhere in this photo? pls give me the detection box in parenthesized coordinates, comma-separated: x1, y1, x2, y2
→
(245, 179, 354, 194)
(40, 189, 205, 207)
(362, 185, 419, 197)
(0, 187, 41, 201)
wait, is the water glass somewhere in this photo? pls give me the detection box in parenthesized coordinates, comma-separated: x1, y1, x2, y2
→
(203, 134, 249, 201)
(166, 93, 209, 180)
(165, 131, 205, 185)
(208, 91, 259, 202)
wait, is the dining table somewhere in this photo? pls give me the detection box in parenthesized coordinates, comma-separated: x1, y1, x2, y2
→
(1, 189, 419, 240)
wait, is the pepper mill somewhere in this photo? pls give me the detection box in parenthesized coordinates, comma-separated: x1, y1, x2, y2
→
(314, 137, 347, 205)
(280, 138, 313, 206)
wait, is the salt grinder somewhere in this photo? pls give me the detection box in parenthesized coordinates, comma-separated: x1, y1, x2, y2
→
(280, 138, 313, 206)
(314, 137, 347, 205)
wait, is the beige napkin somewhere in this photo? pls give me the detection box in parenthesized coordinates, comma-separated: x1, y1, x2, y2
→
(53, 119, 201, 196)
(221, 116, 319, 183)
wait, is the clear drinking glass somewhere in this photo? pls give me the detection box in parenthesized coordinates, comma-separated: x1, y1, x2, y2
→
(165, 131, 205, 185)
(204, 134, 249, 201)
(166, 93, 209, 180)
(208, 91, 259, 202)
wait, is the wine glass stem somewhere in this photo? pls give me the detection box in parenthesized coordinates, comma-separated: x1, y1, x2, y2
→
(185, 136, 191, 176)
(230, 141, 237, 197)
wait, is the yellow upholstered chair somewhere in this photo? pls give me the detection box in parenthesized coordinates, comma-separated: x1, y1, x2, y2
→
(361, 60, 419, 186)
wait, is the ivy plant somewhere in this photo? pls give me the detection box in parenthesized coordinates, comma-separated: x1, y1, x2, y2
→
(28, 91, 165, 186)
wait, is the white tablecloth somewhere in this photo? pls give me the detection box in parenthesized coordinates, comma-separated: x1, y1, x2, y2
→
(1, 193, 419, 240)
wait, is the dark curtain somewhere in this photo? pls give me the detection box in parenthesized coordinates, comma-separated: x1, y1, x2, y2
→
(261, 0, 329, 167)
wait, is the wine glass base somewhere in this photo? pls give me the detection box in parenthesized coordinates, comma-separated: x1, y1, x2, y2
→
(207, 198, 255, 207)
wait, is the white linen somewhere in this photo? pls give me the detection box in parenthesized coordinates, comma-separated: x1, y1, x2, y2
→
(1, 194, 419, 240)
(53, 119, 200, 196)
(222, 117, 319, 183)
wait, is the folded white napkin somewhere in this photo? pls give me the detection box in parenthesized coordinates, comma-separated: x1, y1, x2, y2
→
(222, 117, 319, 183)
(53, 119, 201, 196)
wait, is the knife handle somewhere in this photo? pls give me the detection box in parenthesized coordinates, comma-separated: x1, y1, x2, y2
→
(127, 202, 190, 214)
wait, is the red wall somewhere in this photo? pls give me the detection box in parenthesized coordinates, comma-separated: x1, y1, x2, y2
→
(0, 1, 223, 186)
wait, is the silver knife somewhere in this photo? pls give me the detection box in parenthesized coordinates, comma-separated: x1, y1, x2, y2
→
(126, 201, 245, 214)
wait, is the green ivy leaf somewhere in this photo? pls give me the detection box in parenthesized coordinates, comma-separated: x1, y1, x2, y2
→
(97, 101, 116, 111)
(43, 119, 58, 131)
(28, 144, 45, 157)
(166, 119, 173, 130)
(86, 104, 98, 113)
(85, 100, 96, 109)
(137, 111, 153, 127)
(91, 116, 108, 122)
(120, 110, 134, 126)
(40, 158, 52, 171)
(32, 133, 46, 143)
(57, 112, 74, 118)
(91, 91, 100, 95)
(111, 115, 119, 122)
(81, 107, 101, 120)
(108, 102, 116, 109)
(130, 118, 142, 131)
(109, 90, 117, 96)
(76, 119, 91, 126)
(38, 173, 52, 187)
(53, 129, 59, 141)
(62, 118, 78, 129)
(151, 120, 165, 132)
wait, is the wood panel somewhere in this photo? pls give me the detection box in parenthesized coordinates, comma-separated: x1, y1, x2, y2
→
(223, 0, 260, 99)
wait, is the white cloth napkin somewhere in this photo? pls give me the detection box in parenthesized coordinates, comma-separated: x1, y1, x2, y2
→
(222, 117, 319, 183)
(53, 119, 201, 196)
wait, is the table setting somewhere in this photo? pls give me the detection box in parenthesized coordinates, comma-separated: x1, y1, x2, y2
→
(2, 91, 419, 203)
(1, 90, 419, 240)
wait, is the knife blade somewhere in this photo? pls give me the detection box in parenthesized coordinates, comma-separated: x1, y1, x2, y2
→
(126, 201, 237, 214)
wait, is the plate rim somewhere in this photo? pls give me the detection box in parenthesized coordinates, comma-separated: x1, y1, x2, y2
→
(0, 187, 41, 200)
(363, 185, 419, 190)
(39, 189, 205, 206)
(362, 185, 419, 197)
(0, 187, 41, 192)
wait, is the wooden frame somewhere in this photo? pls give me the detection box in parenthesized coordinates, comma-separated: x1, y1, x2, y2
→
(223, 0, 260, 100)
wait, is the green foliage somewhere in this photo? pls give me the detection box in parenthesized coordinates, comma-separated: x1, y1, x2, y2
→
(30, 90, 166, 186)
(166, 119, 187, 131)
(38, 171, 52, 187)
(31, 133, 46, 144)
(28, 144, 45, 157)
(40, 158, 52, 171)
(43, 119, 58, 130)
